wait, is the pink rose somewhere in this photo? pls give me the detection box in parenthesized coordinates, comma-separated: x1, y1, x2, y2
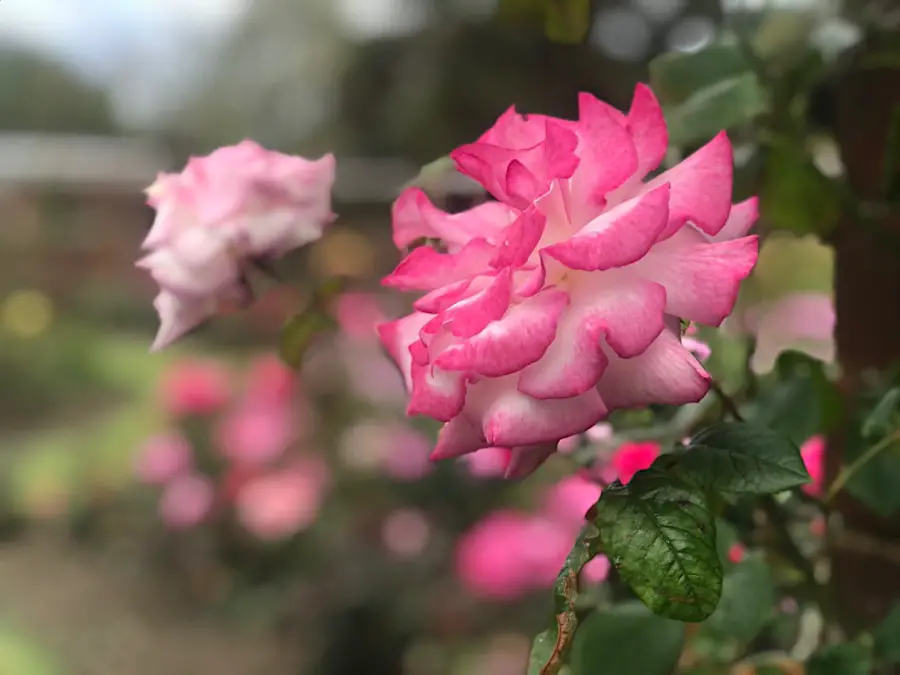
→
(381, 508, 431, 559)
(158, 473, 215, 530)
(541, 475, 602, 531)
(801, 435, 825, 496)
(335, 292, 386, 342)
(582, 555, 611, 584)
(159, 359, 231, 417)
(600, 441, 661, 484)
(462, 447, 512, 478)
(235, 458, 330, 541)
(728, 543, 746, 564)
(736, 293, 835, 374)
(137, 141, 335, 350)
(379, 85, 758, 477)
(455, 511, 538, 601)
(215, 402, 297, 466)
(243, 354, 297, 406)
(135, 432, 193, 485)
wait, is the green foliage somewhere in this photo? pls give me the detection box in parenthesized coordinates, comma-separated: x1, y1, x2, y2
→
(593, 467, 722, 622)
(806, 643, 873, 675)
(570, 601, 685, 675)
(497, 0, 590, 44)
(862, 387, 900, 439)
(760, 142, 842, 237)
(873, 602, 900, 663)
(676, 423, 809, 495)
(666, 73, 770, 147)
(704, 554, 775, 644)
(649, 39, 752, 106)
(0, 625, 62, 675)
(542, 0, 590, 44)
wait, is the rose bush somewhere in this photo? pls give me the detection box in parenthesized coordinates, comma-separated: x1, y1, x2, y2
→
(378, 85, 759, 478)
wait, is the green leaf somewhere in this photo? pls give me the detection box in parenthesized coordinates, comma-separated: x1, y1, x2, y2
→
(649, 38, 751, 106)
(873, 602, 900, 663)
(0, 626, 61, 675)
(862, 387, 900, 439)
(677, 422, 809, 495)
(543, 0, 590, 44)
(760, 143, 842, 236)
(846, 446, 900, 517)
(704, 553, 775, 643)
(528, 525, 600, 675)
(806, 643, 873, 675)
(593, 469, 722, 622)
(666, 73, 769, 147)
(279, 309, 334, 369)
(753, 373, 823, 446)
(571, 601, 685, 675)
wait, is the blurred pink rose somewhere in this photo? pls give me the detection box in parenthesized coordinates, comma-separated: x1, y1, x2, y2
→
(541, 475, 602, 530)
(462, 447, 512, 479)
(381, 425, 434, 481)
(235, 458, 331, 541)
(469, 634, 531, 675)
(135, 432, 193, 485)
(582, 555, 611, 584)
(734, 292, 835, 374)
(243, 354, 297, 406)
(342, 344, 408, 405)
(159, 473, 215, 530)
(159, 359, 231, 417)
(381, 508, 431, 559)
(556, 434, 581, 454)
(455, 511, 573, 600)
(215, 402, 297, 466)
(455, 511, 537, 601)
(335, 292, 386, 342)
(801, 436, 825, 496)
(585, 422, 614, 443)
(137, 141, 335, 350)
(601, 441, 661, 484)
(728, 543, 746, 564)
(338, 421, 432, 480)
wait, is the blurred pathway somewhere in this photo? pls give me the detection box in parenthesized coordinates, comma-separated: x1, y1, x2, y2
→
(0, 533, 294, 675)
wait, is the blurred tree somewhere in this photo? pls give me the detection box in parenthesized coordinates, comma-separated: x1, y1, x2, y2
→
(0, 49, 115, 133)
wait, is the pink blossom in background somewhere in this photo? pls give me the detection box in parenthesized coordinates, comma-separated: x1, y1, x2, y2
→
(215, 402, 297, 466)
(338, 420, 433, 480)
(379, 85, 758, 478)
(801, 436, 825, 496)
(728, 543, 746, 564)
(381, 508, 432, 559)
(810, 515, 826, 538)
(342, 343, 408, 405)
(455, 511, 539, 601)
(600, 441, 661, 484)
(586, 422, 614, 443)
(135, 432, 193, 485)
(468, 634, 531, 675)
(159, 359, 231, 417)
(137, 141, 336, 351)
(682, 335, 712, 362)
(519, 516, 577, 585)
(381, 425, 434, 481)
(734, 292, 835, 374)
(243, 354, 297, 406)
(336, 293, 386, 342)
(556, 434, 581, 454)
(159, 473, 215, 530)
(582, 555, 611, 584)
(235, 458, 331, 541)
(541, 475, 602, 530)
(462, 447, 512, 478)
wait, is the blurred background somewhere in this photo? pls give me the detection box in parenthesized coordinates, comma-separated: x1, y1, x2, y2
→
(0, 0, 873, 673)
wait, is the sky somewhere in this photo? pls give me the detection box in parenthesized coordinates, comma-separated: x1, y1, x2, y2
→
(0, 0, 249, 81)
